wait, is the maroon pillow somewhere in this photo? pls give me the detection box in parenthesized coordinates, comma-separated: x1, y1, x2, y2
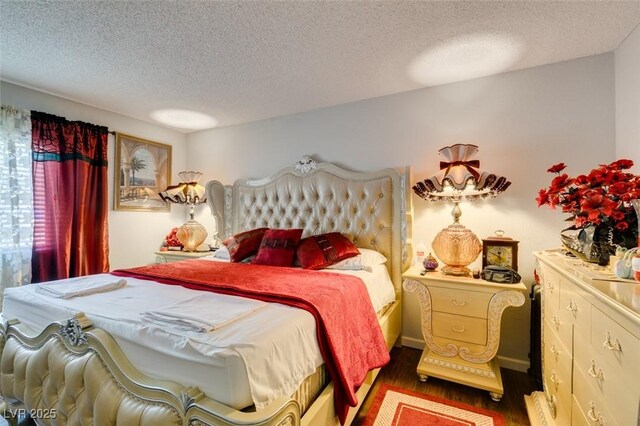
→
(252, 229, 304, 267)
(296, 232, 360, 270)
(223, 228, 269, 262)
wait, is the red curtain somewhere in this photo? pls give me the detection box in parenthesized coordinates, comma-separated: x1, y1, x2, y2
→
(31, 111, 109, 283)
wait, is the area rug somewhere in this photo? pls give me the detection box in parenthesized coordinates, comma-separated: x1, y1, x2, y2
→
(361, 384, 506, 426)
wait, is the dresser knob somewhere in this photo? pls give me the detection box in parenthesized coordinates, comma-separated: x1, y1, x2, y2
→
(603, 332, 622, 351)
(450, 325, 466, 333)
(546, 282, 555, 292)
(450, 298, 467, 307)
(566, 299, 578, 312)
(588, 360, 605, 381)
(551, 316, 560, 330)
(588, 401, 605, 425)
(550, 343, 559, 360)
(550, 371, 560, 389)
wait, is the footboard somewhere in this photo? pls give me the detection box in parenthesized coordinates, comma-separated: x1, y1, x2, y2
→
(0, 313, 299, 426)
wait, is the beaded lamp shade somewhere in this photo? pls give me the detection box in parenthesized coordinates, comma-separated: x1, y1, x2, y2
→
(159, 171, 208, 252)
(413, 144, 511, 276)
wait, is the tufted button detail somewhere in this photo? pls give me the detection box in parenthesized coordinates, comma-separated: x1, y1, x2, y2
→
(353, 207, 358, 214)
(361, 192, 366, 199)
(379, 193, 384, 198)
(322, 207, 327, 214)
(370, 208, 375, 213)
(371, 240, 375, 245)
(330, 221, 335, 228)
(362, 223, 366, 229)
(379, 224, 384, 230)
(346, 193, 350, 199)
(338, 207, 342, 213)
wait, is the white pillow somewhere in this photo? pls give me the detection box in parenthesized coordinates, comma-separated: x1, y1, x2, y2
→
(326, 248, 387, 272)
(212, 246, 230, 260)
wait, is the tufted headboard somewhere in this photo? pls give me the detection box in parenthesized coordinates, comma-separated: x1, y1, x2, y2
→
(205, 156, 412, 296)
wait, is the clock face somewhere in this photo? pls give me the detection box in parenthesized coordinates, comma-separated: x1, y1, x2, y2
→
(486, 246, 513, 268)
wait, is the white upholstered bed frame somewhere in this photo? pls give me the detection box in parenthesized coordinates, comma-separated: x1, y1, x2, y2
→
(0, 156, 412, 426)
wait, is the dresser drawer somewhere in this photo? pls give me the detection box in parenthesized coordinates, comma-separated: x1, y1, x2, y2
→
(431, 312, 487, 345)
(559, 278, 590, 341)
(428, 287, 492, 319)
(573, 366, 619, 426)
(543, 323, 572, 382)
(545, 310, 572, 354)
(590, 306, 640, 383)
(574, 333, 636, 426)
(540, 263, 561, 317)
(543, 358, 571, 426)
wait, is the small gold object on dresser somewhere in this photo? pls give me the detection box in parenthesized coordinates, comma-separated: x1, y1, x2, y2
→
(402, 267, 526, 402)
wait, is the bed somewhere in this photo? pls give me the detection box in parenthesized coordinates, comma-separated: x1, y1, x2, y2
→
(0, 156, 412, 426)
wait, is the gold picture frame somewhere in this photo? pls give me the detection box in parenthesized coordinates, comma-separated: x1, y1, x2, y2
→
(114, 133, 172, 211)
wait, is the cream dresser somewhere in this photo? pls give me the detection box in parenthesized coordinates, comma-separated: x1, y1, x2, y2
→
(154, 250, 212, 263)
(403, 267, 526, 401)
(526, 250, 640, 426)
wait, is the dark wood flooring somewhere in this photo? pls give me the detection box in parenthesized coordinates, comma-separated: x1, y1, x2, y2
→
(353, 346, 534, 426)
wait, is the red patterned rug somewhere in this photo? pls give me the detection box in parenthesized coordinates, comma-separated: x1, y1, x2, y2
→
(361, 384, 507, 426)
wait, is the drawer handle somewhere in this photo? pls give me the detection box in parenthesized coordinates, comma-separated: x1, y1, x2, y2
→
(450, 325, 466, 333)
(551, 316, 560, 330)
(566, 299, 578, 312)
(550, 371, 560, 389)
(550, 343, 559, 360)
(588, 401, 605, 425)
(603, 332, 622, 352)
(588, 360, 605, 381)
(546, 282, 554, 291)
(450, 298, 467, 307)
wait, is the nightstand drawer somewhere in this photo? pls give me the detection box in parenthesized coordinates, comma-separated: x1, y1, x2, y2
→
(429, 287, 492, 319)
(431, 312, 487, 345)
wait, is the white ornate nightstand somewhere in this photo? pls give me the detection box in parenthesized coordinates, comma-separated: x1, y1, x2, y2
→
(154, 250, 212, 264)
(403, 266, 526, 401)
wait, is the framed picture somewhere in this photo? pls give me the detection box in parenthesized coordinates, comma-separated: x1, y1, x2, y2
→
(114, 133, 172, 211)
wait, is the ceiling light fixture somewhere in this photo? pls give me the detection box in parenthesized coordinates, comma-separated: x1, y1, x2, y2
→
(150, 109, 218, 130)
(408, 33, 523, 87)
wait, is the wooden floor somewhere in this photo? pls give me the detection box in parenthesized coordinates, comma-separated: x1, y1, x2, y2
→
(353, 346, 535, 426)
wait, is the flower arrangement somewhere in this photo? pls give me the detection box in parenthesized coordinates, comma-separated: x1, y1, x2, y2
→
(164, 227, 182, 248)
(536, 159, 640, 249)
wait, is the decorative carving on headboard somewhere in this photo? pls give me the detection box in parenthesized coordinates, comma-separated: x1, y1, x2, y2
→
(294, 155, 318, 174)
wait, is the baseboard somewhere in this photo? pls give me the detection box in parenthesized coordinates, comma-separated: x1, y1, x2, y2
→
(400, 338, 530, 373)
(496, 355, 529, 373)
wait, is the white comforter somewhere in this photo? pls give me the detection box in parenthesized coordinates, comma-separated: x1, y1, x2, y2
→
(2, 259, 395, 411)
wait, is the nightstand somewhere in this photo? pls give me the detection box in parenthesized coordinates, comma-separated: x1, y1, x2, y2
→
(154, 250, 212, 264)
(402, 266, 526, 401)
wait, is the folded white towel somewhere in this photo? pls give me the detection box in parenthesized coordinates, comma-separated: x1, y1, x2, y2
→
(36, 275, 127, 299)
(142, 293, 266, 333)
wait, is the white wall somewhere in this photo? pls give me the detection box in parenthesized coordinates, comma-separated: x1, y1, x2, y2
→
(187, 54, 616, 368)
(0, 81, 188, 269)
(615, 24, 640, 169)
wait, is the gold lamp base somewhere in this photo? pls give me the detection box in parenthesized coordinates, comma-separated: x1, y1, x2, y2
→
(177, 219, 208, 252)
(431, 202, 482, 276)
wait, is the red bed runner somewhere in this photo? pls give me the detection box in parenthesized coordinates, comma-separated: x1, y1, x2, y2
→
(112, 260, 390, 423)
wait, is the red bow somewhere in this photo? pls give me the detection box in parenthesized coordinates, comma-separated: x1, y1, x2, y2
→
(439, 160, 480, 180)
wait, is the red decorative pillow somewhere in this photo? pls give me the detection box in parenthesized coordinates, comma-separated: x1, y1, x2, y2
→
(252, 229, 304, 267)
(223, 228, 269, 262)
(296, 232, 360, 270)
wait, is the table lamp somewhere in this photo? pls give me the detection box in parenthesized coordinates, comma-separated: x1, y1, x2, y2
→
(413, 144, 511, 276)
(159, 171, 208, 252)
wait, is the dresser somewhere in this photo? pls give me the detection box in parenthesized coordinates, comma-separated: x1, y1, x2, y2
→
(403, 267, 526, 401)
(525, 250, 640, 426)
(154, 250, 212, 263)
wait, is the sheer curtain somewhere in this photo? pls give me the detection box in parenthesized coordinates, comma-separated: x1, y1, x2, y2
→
(0, 106, 33, 306)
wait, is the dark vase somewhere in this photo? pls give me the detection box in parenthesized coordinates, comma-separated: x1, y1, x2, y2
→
(560, 225, 613, 266)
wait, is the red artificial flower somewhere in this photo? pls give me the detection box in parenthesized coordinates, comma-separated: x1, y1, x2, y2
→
(580, 194, 618, 222)
(608, 159, 634, 170)
(547, 163, 567, 174)
(616, 221, 629, 231)
(609, 181, 629, 196)
(548, 174, 573, 194)
(536, 189, 549, 207)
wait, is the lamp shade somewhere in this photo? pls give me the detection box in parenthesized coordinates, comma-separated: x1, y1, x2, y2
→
(413, 144, 511, 276)
(159, 171, 208, 252)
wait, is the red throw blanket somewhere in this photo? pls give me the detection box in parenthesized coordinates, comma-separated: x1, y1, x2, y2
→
(112, 260, 390, 423)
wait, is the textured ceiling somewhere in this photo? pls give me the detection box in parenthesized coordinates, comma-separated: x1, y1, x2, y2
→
(1, 1, 639, 132)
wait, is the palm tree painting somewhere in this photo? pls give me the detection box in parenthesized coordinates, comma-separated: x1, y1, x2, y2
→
(129, 156, 147, 185)
(115, 133, 172, 211)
